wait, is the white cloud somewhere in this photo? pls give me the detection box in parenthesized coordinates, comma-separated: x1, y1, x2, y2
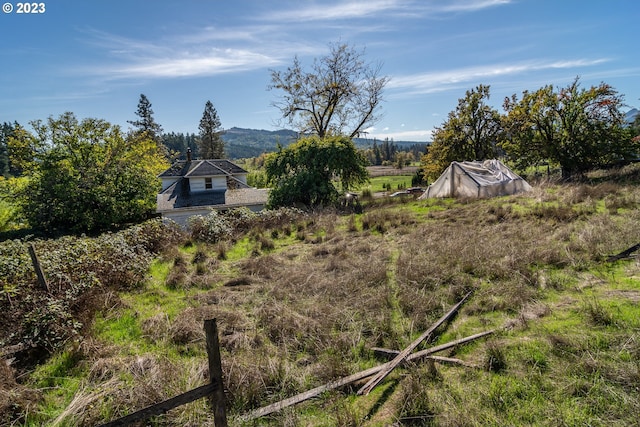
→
(103, 49, 281, 79)
(365, 128, 434, 142)
(438, 0, 512, 13)
(388, 58, 610, 95)
(261, 0, 408, 22)
(261, 0, 512, 23)
(79, 28, 293, 80)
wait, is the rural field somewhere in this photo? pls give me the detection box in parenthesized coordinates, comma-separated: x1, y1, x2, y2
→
(2, 166, 640, 426)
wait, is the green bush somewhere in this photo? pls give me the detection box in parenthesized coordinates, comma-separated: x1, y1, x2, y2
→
(188, 210, 233, 243)
(0, 219, 181, 358)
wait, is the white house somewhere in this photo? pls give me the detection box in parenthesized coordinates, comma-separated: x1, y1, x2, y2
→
(156, 153, 268, 225)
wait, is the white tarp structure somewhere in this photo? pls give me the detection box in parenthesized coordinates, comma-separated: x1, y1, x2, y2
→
(419, 159, 532, 199)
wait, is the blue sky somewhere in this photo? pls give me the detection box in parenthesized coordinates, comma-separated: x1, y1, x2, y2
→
(1, 0, 638, 142)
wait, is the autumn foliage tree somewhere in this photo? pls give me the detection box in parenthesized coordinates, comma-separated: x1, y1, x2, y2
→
(502, 78, 633, 178)
(421, 85, 502, 180)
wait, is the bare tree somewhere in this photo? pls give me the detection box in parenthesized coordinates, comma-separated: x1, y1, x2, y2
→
(269, 43, 389, 139)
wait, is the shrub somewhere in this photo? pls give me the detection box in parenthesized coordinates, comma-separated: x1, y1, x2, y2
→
(188, 211, 233, 243)
(0, 220, 179, 363)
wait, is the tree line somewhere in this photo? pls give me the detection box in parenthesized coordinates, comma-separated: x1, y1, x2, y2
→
(361, 139, 428, 168)
(0, 95, 226, 178)
(422, 79, 640, 180)
(0, 95, 226, 234)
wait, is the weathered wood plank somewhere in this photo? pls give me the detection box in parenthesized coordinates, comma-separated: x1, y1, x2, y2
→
(241, 329, 494, 421)
(28, 244, 49, 292)
(606, 242, 640, 261)
(357, 291, 472, 395)
(98, 383, 216, 427)
(372, 348, 476, 367)
(205, 318, 228, 427)
(0, 343, 26, 358)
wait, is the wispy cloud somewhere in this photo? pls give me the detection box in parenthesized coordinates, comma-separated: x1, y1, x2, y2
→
(260, 0, 409, 22)
(437, 0, 513, 13)
(103, 49, 281, 79)
(261, 0, 512, 22)
(365, 126, 434, 141)
(79, 28, 297, 80)
(388, 58, 610, 95)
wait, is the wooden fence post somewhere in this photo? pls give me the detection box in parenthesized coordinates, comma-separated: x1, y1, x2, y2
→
(28, 244, 49, 292)
(204, 318, 228, 427)
(98, 319, 227, 426)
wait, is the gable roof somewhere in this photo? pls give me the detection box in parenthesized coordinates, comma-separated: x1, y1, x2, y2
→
(159, 159, 247, 178)
(157, 179, 268, 212)
(419, 159, 532, 199)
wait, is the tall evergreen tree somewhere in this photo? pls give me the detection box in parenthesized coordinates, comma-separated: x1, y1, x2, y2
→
(128, 94, 164, 147)
(0, 122, 14, 177)
(198, 100, 225, 159)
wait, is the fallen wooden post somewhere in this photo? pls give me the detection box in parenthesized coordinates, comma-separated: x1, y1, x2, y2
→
(606, 243, 640, 262)
(99, 383, 217, 427)
(357, 291, 472, 395)
(241, 329, 494, 421)
(371, 348, 477, 368)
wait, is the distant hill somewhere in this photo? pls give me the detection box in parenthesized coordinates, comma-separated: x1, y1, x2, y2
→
(625, 108, 639, 124)
(222, 127, 430, 159)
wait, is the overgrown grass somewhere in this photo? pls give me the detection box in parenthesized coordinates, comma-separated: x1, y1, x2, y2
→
(5, 166, 640, 426)
(357, 175, 414, 193)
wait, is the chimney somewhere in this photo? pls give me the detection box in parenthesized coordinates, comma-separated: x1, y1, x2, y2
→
(187, 147, 192, 162)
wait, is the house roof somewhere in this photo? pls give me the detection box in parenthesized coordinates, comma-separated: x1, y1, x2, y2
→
(157, 179, 268, 212)
(159, 159, 247, 178)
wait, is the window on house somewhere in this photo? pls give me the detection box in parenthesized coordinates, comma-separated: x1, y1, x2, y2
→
(205, 177, 213, 189)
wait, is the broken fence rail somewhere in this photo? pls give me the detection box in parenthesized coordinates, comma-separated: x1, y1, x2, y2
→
(357, 291, 472, 395)
(99, 319, 227, 427)
(241, 329, 494, 421)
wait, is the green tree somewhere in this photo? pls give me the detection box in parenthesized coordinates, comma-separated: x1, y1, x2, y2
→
(128, 94, 164, 147)
(18, 112, 168, 233)
(198, 100, 225, 159)
(372, 141, 382, 165)
(162, 132, 199, 160)
(0, 122, 17, 177)
(269, 43, 389, 138)
(422, 85, 502, 180)
(6, 122, 43, 177)
(265, 135, 368, 208)
(502, 78, 633, 178)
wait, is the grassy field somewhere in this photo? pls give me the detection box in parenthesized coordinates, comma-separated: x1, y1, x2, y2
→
(358, 174, 415, 193)
(3, 166, 640, 426)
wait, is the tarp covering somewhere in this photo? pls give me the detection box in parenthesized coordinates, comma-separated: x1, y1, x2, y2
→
(419, 159, 532, 199)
